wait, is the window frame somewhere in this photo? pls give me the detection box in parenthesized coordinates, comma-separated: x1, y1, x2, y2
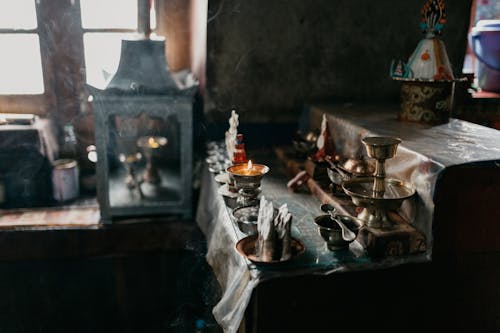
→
(0, 3, 55, 116)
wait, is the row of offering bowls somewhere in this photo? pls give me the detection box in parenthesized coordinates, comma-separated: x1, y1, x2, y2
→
(209, 136, 416, 252)
(325, 137, 416, 230)
(312, 136, 417, 251)
(205, 141, 271, 211)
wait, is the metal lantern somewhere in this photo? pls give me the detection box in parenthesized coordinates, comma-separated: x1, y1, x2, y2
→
(89, 1, 197, 223)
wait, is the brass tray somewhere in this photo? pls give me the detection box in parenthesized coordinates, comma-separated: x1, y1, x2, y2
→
(235, 235, 305, 265)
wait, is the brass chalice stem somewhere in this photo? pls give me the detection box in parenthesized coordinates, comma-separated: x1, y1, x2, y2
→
(373, 159, 386, 196)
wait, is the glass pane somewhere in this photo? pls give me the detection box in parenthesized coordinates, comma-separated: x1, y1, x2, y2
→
(0, 0, 37, 29)
(107, 113, 181, 208)
(473, 0, 500, 25)
(0, 34, 44, 94)
(83, 32, 135, 89)
(80, 0, 137, 29)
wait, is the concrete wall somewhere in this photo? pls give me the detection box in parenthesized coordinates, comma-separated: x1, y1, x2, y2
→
(205, 0, 472, 122)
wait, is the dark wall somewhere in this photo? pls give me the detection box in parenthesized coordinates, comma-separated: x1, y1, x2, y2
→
(0, 221, 223, 333)
(205, 0, 472, 122)
(0, 250, 221, 333)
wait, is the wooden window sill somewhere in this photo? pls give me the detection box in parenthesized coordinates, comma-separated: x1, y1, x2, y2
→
(0, 205, 100, 231)
(0, 197, 201, 261)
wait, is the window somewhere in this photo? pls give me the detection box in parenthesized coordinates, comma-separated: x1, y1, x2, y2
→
(473, 0, 500, 21)
(463, 0, 500, 92)
(81, 0, 157, 89)
(0, 0, 44, 94)
(81, 0, 137, 89)
(0, 0, 159, 115)
(0, 0, 204, 221)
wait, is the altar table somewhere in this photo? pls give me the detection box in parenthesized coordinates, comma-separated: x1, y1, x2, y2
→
(196, 103, 500, 333)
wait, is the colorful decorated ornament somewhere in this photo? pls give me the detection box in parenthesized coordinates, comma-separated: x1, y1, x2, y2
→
(420, 0, 447, 36)
(391, 0, 454, 81)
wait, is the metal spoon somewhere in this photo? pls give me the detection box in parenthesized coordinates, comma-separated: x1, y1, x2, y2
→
(320, 203, 357, 242)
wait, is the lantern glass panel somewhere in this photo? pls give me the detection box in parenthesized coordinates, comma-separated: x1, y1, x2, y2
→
(107, 112, 182, 208)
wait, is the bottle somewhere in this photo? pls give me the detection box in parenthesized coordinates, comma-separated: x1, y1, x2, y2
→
(60, 122, 78, 159)
(232, 133, 247, 164)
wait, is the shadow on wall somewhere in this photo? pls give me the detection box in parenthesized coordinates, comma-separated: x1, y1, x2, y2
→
(205, 0, 472, 121)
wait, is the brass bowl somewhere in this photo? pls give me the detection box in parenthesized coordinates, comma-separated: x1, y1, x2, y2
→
(292, 130, 319, 157)
(338, 157, 375, 177)
(361, 137, 401, 160)
(326, 157, 374, 194)
(314, 214, 362, 251)
(342, 177, 416, 229)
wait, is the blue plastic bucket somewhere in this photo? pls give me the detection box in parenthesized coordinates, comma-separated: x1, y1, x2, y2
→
(469, 20, 500, 92)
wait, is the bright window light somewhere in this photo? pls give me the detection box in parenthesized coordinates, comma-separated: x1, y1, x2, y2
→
(80, 0, 137, 29)
(0, 34, 44, 94)
(84, 32, 135, 89)
(0, 0, 37, 29)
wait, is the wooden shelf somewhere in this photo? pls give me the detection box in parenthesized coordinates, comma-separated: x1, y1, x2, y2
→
(472, 90, 500, 99)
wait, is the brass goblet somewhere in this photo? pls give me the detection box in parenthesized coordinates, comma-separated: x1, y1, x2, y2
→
(119, 152, 144, 198)
(342, 136, 415, 229)
(226, 161, 269, 207)
(136, 136, 168, 185)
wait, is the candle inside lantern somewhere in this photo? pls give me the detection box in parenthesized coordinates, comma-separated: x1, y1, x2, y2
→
(148, 137, 160, 148)
(137, 136, 168, 149)
(136, 136, 168, 186)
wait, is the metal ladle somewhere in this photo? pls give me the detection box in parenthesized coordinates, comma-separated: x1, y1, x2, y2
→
(320, 203, 357, 242)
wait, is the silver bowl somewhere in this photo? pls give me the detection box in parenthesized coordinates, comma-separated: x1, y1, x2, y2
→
(232, 205, 277, 235)
(232, 205, 260, 235)
(314, 214, 363, 251)
(226, 163, 269, 206)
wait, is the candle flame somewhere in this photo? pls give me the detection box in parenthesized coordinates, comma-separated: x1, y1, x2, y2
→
(247, 160, 253, 170)
(148, 137, 160, 148)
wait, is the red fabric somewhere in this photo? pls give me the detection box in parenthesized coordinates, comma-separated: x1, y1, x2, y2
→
(314, 115, 335, 162)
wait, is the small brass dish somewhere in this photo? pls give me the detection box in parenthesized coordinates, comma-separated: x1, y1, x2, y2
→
(325, 155, 374, 195)
(235, 235, 305, 265)
(338, 157, 375, 176)
(314, 214, 362, 251)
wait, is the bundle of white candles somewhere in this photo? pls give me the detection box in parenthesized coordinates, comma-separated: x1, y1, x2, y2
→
(225, 110, 239, 160)
(256, 196, 292, 262)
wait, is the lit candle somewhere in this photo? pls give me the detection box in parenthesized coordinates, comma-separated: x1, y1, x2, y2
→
(228, 160, 269, 176)
(243, 160, 261, 176)
(226, 160, 270, 207)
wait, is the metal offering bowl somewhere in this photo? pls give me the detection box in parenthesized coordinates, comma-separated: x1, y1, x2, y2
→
(232, 205, 277, 235)
(362, 136, 401, 160)
(342, 177, 415, 229)
(292, 130, 318, 157)
(327, 158, 374, 185)
(226, 163, 270, 206)
(339, 157, 375, 176)
(235, 235, 306, 265)
(314, 214, 362, 251)
(326, 156, 374, 195)
(226, 163, 269, 186)
(327, 167, 347, 187)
